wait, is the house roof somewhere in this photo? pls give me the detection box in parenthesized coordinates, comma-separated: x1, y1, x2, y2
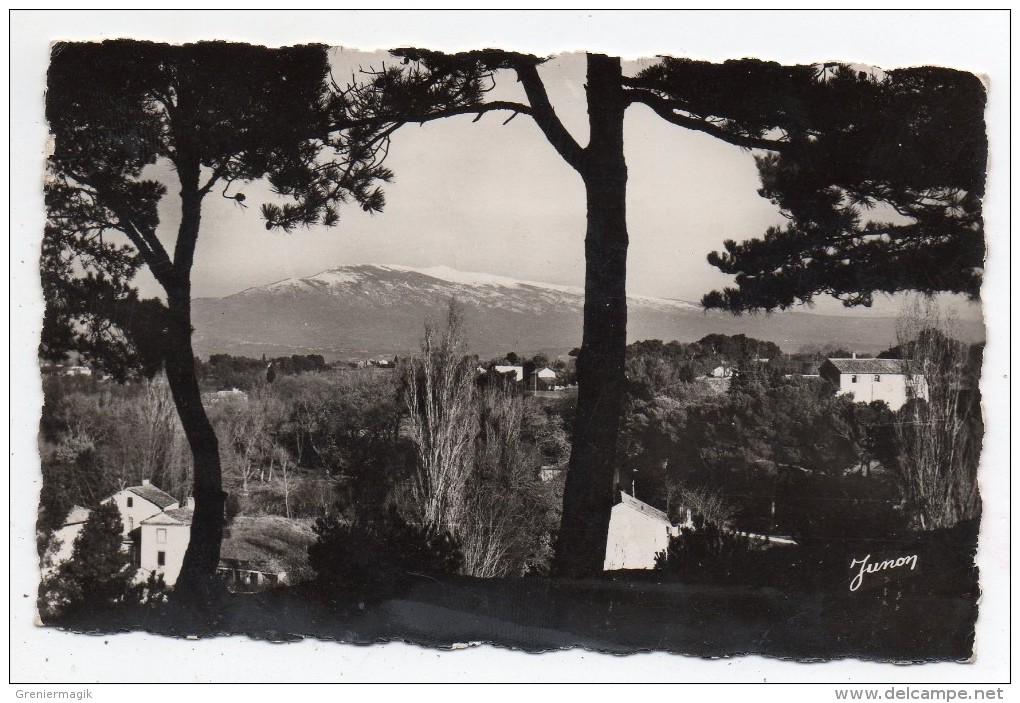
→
(825, 358, 919, 375)
(126, 484, 179, 509)
(617, 491, 670, 525)
(62, 505, 91, 526)
(140, 508, 193, 526)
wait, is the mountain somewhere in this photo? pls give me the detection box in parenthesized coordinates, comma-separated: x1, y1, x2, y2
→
(191, 264, 984, 359)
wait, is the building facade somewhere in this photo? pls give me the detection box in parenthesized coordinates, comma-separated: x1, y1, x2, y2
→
(102, 480, 180, 537)
(138, 507, 192, 586)
(819, 357, 928, 411)
(604, 492, 687, 570)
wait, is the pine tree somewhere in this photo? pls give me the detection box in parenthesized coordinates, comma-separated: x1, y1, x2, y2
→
(44, 41, 394, 601)
(329, 51, 986, 576)
(39, 502, 136, 620)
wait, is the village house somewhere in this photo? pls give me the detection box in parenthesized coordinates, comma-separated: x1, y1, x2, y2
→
(524, 366, 559, 390)
(211, 388, 248, 403)
(216, 557, 288, 593)
(535, 366, 557, 382)
(819, 356, 928, 411)
(138, 503, 193, 586)
(493, 365, 525, 382)
(42, 505, 91, 577)
(48, 483, 312, 592)
(44, 480, 193, 586)
(603, 491, 692, 571)
(709, 364, 733, 379)
(103, 480, 180, 539)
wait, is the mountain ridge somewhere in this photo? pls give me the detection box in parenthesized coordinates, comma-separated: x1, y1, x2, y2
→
(191, 264, 984, 360)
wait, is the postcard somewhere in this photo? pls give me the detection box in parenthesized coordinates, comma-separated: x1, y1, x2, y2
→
(10, 10, 1010, 687)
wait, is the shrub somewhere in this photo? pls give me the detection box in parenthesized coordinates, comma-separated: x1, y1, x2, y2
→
(654, 519, 769, 580)
(126, 571, 172, 607)
(308, 505, 462, 599)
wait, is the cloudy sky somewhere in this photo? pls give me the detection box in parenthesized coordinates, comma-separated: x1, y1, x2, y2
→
(134, 47, 982, 319)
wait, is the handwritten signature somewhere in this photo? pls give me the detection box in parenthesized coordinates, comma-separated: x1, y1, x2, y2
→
(849, 553, 918, 592)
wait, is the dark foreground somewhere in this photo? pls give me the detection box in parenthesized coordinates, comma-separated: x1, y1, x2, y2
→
(46, 569, 976, 662)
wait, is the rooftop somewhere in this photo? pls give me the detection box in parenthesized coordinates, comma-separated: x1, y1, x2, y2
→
(825, 358, 919, 375)
(62, 505, 91, 526)
(127, 483, 179, 510)
(618, 491, 671, 525)
(141, 508, 193, 526)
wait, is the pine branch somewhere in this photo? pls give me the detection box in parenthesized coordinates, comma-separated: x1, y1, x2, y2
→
(626, 88, 789, 152)
(514, 62, 585, 171)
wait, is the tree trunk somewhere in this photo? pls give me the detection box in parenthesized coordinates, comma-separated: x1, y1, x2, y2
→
(161, 180, 227, 604)
(554, 55, 629, 577)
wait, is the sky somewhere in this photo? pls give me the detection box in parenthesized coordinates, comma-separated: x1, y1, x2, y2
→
(136, 47, 982, 319)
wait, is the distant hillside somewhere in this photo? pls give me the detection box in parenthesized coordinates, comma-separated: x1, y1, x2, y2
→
(191, 264, 984, 360)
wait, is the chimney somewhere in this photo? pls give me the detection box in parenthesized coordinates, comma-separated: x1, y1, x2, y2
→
(185, 496, 195, 510)
(141, 478, 151, 487)
(851, 351, 857, 359)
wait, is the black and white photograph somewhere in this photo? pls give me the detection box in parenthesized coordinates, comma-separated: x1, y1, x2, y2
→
(9, 9, 1010, 689)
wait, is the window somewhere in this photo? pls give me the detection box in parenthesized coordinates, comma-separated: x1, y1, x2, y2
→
(126, 497, 133, 508)
(851, 375, 858, 383)
(874, 375, 881, 382)
(157, 551, 166, 567)
(157, 528, 167, 544)
(249, 572, 258, 585)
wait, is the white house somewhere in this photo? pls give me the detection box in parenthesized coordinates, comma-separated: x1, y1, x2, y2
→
(604, 492, 688, 571)
(526, 366, 559, 390)
(42, 505, 91, 577)
(819, 357, 928, 411)
(42, 480, 195, 587)
(211, 388, 248, 403)
(493, 365, 525, 382)
(138, 504, 193, 586)
(103, 480, 180, 538)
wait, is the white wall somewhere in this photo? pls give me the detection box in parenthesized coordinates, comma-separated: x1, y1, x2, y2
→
(138, 523, 189, 586)
(104, 490, 178, 537)
(41, 522, 85, 576)
(838, 373, 928, 411)
(603, 503, 675, 570)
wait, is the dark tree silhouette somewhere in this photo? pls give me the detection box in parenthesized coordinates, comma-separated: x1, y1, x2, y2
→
(38, 502, 135, 619)
(691, 64, 986, 312)
(330, 51, 986, 576)
(46, 43, 988, 582)
(44, 41, 393, 601)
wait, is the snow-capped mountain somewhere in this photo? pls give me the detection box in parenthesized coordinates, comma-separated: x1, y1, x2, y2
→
(190, 263, 952, 359)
